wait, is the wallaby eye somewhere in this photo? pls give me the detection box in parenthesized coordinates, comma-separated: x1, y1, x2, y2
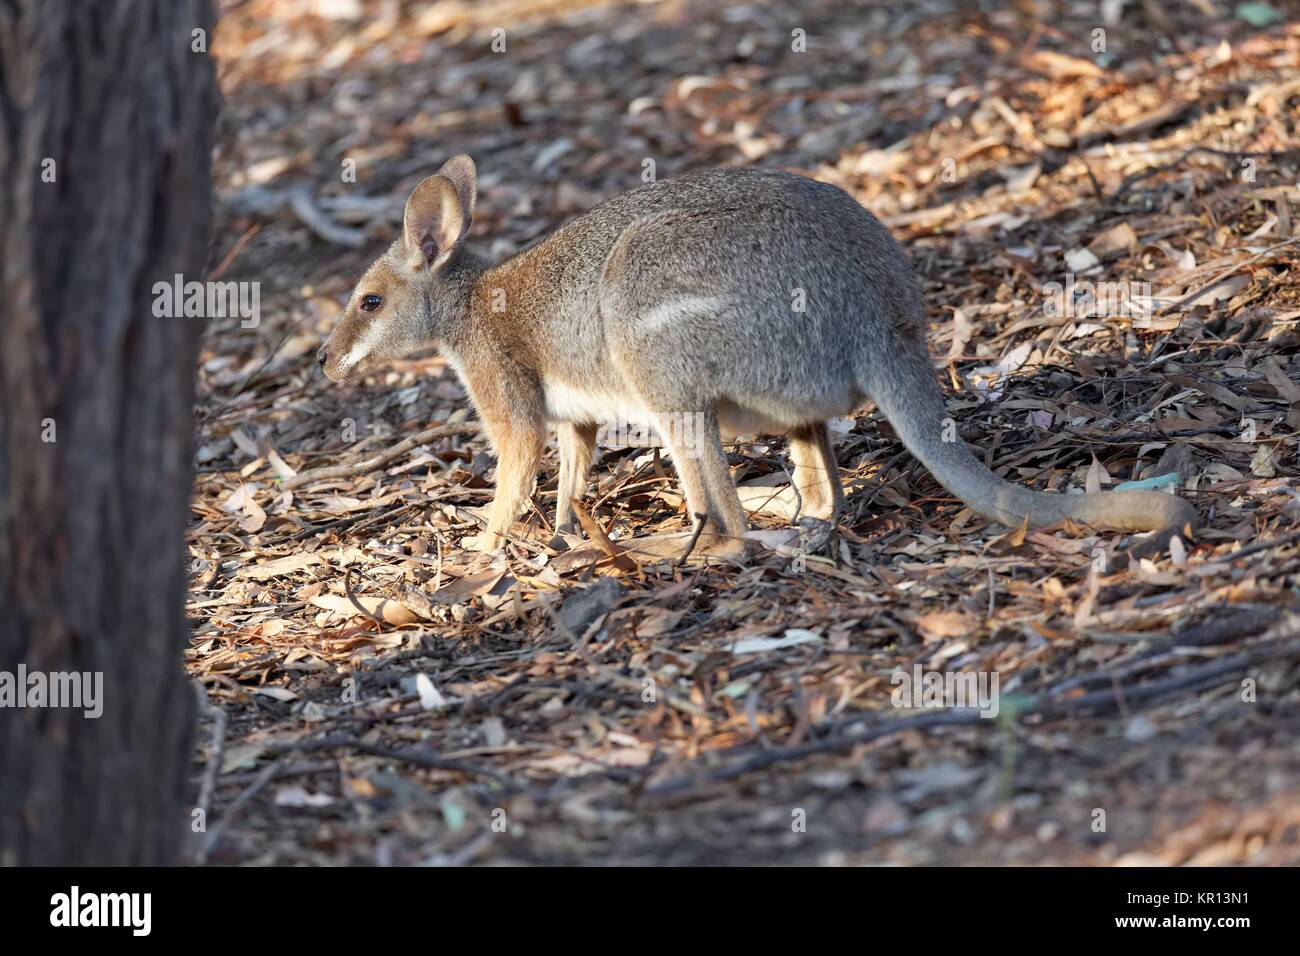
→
(360, 294, 383, 312)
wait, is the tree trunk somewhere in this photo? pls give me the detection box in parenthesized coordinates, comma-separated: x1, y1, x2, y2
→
(0, 0, 216, 864)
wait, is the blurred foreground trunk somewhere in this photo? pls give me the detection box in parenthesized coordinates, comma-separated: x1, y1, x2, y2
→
(0, 0, 216, 864)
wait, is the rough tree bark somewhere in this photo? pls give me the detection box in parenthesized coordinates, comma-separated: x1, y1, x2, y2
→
(0, 0, 216, 864)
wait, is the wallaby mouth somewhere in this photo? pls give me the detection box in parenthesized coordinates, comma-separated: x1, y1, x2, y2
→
(319, 338, 368, 383)
(318, 345, 346, 383)
(322, 358, 364, 384)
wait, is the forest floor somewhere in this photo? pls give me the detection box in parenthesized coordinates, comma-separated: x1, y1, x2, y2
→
(187, 0, 1300, 864)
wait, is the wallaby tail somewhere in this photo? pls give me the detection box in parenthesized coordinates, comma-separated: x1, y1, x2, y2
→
(870, 351, 1197, 559)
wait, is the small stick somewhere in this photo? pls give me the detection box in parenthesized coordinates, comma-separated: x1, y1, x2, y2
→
(1197, 528, 1300, 569)
(344, 567, 386, 630)
(282, 422, 479, 489)
(197, 757, 285, 863)
(192, 681, 227, 858)
(676, 512, 710, 567)
(266, 732, 523, 791)
(207, 223, 261, 282)
(571, 499, 637, 572)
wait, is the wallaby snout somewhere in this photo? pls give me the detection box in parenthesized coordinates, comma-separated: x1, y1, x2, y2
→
(317, 322, 357, 383)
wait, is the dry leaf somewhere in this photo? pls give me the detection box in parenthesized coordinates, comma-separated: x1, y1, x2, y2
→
(311, 592, 419, 625)
(1088, 222, 1138, 259)
(915, 610, 976, 641)
(243, 553, 324, 580)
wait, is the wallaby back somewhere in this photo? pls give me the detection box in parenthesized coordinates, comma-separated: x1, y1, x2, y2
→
(518, 168, 1197, 555)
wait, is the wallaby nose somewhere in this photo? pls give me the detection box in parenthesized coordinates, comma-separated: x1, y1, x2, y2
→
(317, 346, 328, 369)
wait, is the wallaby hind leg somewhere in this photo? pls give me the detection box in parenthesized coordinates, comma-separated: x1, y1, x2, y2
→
(654, 419, 713, 530)
(787, 422, 842, 520)
(814, 421, 845, 520)
(667, 409, 749, 554)
(554, 421, 598, 535)
(655, 409, 749, 556)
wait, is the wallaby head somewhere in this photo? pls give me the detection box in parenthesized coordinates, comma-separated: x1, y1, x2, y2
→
(318, 154, 479, 382)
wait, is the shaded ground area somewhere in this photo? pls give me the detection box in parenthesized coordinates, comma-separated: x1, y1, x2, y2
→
(188, 0, 1300, 864)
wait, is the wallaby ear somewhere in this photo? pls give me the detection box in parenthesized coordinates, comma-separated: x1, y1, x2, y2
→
(403, 174, 464, 268)
(436, 154, 477, 226)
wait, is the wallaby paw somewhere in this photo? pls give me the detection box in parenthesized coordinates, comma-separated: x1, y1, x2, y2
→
(618, 531, 752, 564)
(463, 531, 505, 554)
(619, 533, 694, 561)
(694, 532, 754, 561)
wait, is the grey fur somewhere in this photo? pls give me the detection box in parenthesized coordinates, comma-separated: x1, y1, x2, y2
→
(322, 162, 1197, 557)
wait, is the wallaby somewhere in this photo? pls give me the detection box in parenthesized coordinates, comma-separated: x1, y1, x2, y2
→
(318, 155, 1197, 558)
